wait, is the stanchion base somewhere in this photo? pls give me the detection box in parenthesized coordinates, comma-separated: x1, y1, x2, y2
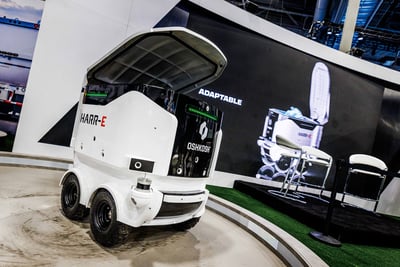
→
(309, 231, 342, 247)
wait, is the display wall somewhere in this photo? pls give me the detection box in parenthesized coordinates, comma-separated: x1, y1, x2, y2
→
(156, 2, 393, 191)
(0, 0, 43, 151)
(373, 88, 400, 171)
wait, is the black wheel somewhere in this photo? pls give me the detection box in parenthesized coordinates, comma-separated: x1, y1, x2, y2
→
(173, 217, 201, 231)
(61, 174, 89, 220)
(90, 190, 130, 247)
(276, 156, 292, 172)
(256, 164, 275, 180)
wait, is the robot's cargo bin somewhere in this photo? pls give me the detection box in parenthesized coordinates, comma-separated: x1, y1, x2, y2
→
(72, 27, 227, 179)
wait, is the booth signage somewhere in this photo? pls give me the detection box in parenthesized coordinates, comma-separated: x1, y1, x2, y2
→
(198, 88, 243, 106)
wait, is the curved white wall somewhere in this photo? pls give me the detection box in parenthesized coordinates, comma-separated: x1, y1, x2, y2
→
(13, 0, 179, 159)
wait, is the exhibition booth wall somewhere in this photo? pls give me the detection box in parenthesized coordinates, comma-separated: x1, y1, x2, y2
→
(12, 0, 180, 158)
(8, 0, 400, 216)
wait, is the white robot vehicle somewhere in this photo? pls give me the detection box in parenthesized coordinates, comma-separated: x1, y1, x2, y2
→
(257, 62, 330, 180)
(60, 27, 227, 247)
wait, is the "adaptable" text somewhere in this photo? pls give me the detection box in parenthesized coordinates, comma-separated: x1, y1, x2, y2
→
(198, 88, 243, 106)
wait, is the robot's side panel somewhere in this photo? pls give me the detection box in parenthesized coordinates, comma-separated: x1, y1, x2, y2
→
(75, 91, 178, 176)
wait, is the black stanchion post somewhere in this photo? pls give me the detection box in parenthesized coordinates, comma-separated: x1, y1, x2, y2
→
(309, 159, 344, 247)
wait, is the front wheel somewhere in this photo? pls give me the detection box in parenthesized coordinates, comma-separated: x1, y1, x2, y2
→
(61, 174, 89, 220)
(173, 217, 201, 231)
(90, 190, 130, 247)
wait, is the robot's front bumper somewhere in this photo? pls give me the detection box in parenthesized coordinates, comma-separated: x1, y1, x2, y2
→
(129, 182, 208, 226)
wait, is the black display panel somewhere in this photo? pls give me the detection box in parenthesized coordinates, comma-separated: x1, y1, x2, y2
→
(157, 1, 395, 191)
(168, 94, 222, 177)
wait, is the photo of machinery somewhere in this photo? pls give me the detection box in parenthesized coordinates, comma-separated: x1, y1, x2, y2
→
(0, 1, 43, 151)
(256, 62, 330, 181)
(0, 82, 24, 120)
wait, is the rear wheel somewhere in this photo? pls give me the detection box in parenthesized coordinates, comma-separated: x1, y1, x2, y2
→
(90, 190, 130, 247)
(61, 174, 89, 220)
(173, 217, 201, 231)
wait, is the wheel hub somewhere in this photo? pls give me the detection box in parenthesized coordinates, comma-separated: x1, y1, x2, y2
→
(96, 201, 112, 231)
(65, 183, 77, 208)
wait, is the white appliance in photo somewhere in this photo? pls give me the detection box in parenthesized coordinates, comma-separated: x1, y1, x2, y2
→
(257, 62, 330, 180)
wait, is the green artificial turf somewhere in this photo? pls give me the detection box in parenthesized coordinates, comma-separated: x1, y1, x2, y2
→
(207, 185, 400, 267)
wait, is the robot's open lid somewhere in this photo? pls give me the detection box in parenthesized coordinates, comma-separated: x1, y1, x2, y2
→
(309, 62, 330, 125)
(87, 27, 227, 93)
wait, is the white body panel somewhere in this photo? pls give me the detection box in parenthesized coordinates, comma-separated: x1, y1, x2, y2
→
(63, 157, 211, 227)
(75, 91, 177, 175)
(309, 62, 330, 126)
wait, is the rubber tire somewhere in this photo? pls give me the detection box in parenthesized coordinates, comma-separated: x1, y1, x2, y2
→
(173, 217, 201, 231)
(90, 190, 130, 247)
(61, 174, 89, 220)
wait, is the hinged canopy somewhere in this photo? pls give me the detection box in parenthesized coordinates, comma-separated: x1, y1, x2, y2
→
(87, 27, 227, 94)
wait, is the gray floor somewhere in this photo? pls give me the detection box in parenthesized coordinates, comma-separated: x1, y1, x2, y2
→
(0, 166, 285, 267)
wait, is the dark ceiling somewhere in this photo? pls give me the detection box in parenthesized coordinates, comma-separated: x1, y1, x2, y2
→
(226, 0, 400, 71)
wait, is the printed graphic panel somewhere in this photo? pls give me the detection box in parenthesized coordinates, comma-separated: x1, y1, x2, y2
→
(0, 0, 44, 151)
(158, 2, 385, 190)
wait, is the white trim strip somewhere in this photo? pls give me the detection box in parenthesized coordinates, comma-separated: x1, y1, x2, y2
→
(0, 152, 71, 170)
